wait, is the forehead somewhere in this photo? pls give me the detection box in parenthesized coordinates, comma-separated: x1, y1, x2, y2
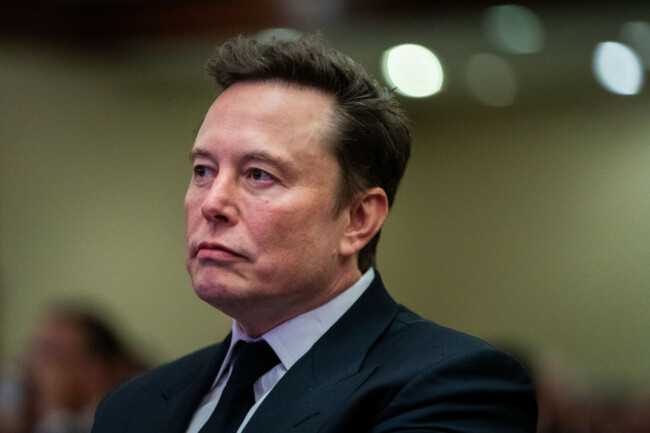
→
(199, 81, 335, 142)
(34, 316, 87, 350)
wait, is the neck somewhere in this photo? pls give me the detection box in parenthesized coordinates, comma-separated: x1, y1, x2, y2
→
(236, 267, 363, 338)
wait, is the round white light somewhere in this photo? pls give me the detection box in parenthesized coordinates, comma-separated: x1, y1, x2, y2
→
(593, 42, 644, 95)
(381, 44, 444, 98)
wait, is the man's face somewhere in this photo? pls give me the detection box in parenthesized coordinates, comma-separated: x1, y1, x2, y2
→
(185, 81, 360, 335)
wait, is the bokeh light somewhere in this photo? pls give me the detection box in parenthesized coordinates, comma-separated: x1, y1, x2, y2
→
(466, 53, 518, 107)
(620, 21, 650, 70)
(593, 42, 644, 95)
(484, 4, 545, 54)
(381, 44, 444, 98)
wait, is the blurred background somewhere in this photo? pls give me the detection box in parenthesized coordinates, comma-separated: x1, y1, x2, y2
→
(1, 0, 649, 432)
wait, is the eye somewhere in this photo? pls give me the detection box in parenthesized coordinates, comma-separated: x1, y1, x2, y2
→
(249, 168, 274, 182)
(192, 165, 216, 186)
(194, 165, 210, 177)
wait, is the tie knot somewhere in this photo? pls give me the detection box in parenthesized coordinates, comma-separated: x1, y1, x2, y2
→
(228, 340, 280, 386)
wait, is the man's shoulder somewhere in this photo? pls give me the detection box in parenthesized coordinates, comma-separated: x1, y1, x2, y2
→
(392, 305, 490, 345)
(92, 343, 225, 433)
(357, 274, 510, 364)
(355, 305, 538, 432)
(104, 343, 222, 403)
(378, 305, 512, 366)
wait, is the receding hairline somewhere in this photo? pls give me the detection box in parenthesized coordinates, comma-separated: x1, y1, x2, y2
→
(219, 77, 341, 141)
(220, 76, 338, 103)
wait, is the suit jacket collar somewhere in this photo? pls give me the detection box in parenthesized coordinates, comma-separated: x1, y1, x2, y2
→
(160, 335, 231, 433)
(150, 271, 397, 433)
(243, 271, 398, 431)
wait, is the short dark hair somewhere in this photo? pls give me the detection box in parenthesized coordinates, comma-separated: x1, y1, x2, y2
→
(47, 307, 126, 361)
(45, 305, 149, 374)
(206, 33, 411, 272)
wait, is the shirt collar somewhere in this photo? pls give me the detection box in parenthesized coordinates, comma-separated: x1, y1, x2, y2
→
(230, 268, 375, 371)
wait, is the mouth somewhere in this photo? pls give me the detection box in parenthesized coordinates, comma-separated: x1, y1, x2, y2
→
(195, 241, 248, 261)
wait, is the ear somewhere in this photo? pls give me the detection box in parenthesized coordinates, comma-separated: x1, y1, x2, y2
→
(339, 187, 389, 257)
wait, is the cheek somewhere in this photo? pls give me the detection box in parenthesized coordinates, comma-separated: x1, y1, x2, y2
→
(185, 194, 197, 214)
(185, 197, 203, 229)
(249, 203, 338, 255)
(248, 204, 314, 253)
(250, 208, 294, 241)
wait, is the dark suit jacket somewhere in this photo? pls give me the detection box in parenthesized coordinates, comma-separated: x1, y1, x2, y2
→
(92, 273, 537, 432)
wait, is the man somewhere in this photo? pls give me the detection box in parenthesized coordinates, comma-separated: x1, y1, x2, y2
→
(92, 34, 537, 432)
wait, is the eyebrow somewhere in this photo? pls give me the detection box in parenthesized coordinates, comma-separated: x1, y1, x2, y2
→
(244, 151, 288, 167)
(189, 149, 291, 171)
(188, 148, 211, 163)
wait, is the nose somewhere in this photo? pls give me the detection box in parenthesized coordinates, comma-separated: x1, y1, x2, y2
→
(200, 173, 238, 224)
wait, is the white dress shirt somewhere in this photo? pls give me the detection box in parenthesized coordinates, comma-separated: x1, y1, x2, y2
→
(185, 268, 375, 433)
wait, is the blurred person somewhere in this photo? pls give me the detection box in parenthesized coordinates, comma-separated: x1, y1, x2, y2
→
(534, 348, 592, 433)
(92, 33, 537, 433)
(619, 389, 650, 433)
(22, 306, 146, 433)
(533, 347, 629, 433)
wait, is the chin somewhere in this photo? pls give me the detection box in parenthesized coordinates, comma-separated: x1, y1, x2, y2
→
(192, 279, 245, 312)
(193, 280, 226, 301)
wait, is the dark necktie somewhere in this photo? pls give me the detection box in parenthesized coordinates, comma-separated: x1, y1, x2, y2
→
(199, 340, 280, 433)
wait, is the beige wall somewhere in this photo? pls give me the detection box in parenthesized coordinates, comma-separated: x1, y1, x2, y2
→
(1, 36, 649, 392)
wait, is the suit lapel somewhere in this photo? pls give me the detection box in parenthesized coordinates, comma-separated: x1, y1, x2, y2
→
(159, 335, 231, 433)
(243, 273, 398, 432)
